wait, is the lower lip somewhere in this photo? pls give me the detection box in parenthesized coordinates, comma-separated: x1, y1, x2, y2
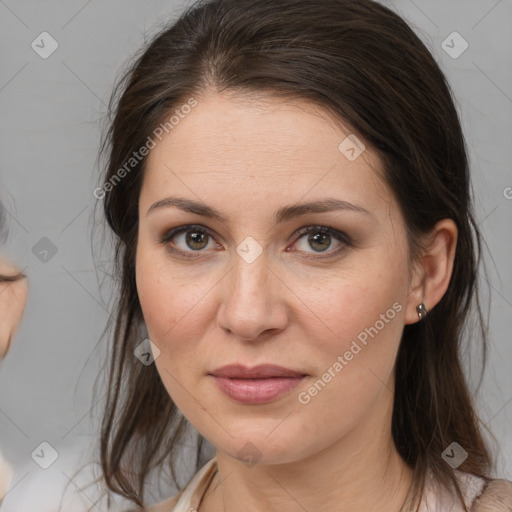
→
(211, 375, 307, 404)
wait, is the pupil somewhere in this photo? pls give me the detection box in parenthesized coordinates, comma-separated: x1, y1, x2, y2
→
(309, 232, 330, 252)
(187, 231, 207, 250)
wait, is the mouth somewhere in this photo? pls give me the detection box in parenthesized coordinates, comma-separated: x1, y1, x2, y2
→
(209, 364, 308, 404)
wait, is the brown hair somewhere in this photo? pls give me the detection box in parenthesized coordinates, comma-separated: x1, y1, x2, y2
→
(97, 0, 493, 508)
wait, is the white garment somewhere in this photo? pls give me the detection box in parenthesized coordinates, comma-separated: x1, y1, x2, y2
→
(142, 457, 492, 512)
(417, 469, 487, 511)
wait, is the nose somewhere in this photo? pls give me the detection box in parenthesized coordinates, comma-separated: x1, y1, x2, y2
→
(216, 248, 289, 342)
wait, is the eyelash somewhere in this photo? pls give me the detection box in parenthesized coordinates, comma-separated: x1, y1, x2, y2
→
(159, 224, 353, 261)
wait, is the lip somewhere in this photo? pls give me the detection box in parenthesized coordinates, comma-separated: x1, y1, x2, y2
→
(209, 364, 308, 405)
(210, 364, 307, 379)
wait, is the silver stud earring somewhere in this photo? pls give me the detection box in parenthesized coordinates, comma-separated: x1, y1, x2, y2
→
(416, 303, 428, 320)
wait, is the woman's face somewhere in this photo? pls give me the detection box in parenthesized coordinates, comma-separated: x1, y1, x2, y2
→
(136, 91, 419, 464)
(0, 262, 28, 359)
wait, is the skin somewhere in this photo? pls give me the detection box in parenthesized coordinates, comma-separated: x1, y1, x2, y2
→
(0, 261, 28, 360)
(135, 91, 457, 512)
(0, 260, 28, 502)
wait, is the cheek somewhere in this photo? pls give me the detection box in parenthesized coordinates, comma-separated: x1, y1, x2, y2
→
(0, 280, 28, 346)
(304, 260, 407, 349)
(135, 245, 214, 363)
(136, 244, 177, 344)
(291, 272, 406, 438)
(294, 254, 408, 414)
(135, 253, 214, 428)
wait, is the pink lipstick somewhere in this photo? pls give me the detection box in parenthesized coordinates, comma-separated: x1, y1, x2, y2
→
(209, 364, 307, 404)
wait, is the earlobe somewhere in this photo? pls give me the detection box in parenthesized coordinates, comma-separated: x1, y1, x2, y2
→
(404, 219, 458, 325)
(416, 303, 428, 320)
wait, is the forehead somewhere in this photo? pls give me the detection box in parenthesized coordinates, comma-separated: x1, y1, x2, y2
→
(148, 92, 370, 168)
(141, 91, 391, 217)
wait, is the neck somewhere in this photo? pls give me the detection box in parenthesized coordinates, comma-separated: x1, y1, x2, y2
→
(200, 393, 414, 512)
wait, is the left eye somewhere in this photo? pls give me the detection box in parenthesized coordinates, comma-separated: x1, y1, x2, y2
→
(160, 224, 351, 258)
(291, 225, 350, 256)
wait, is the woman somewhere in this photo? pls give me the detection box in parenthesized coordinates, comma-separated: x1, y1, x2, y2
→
(97, 0, 512, 510)
(0, 216, 28, 503)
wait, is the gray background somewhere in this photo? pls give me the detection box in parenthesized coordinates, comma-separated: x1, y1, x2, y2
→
(0, 0, 511, 510)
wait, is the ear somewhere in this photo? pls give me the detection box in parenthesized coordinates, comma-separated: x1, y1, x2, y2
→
(404, 219, 458, 325)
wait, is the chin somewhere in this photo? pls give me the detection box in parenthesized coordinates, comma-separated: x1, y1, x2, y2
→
(209, 428, 308, 467)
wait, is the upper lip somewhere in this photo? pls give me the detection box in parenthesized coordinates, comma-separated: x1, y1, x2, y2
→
(209, 364, 307, 379)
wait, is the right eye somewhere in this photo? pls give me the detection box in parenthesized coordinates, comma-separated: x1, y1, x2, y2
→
(160, 224, 220, 257)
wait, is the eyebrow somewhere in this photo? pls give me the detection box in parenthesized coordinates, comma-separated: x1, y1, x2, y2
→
(146, 196, 371, 223)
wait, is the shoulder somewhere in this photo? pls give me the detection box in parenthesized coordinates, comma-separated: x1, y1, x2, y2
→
(454, 470, 512, 511)
(421, 470, 512, 511)
(471, 477, 512, 511)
